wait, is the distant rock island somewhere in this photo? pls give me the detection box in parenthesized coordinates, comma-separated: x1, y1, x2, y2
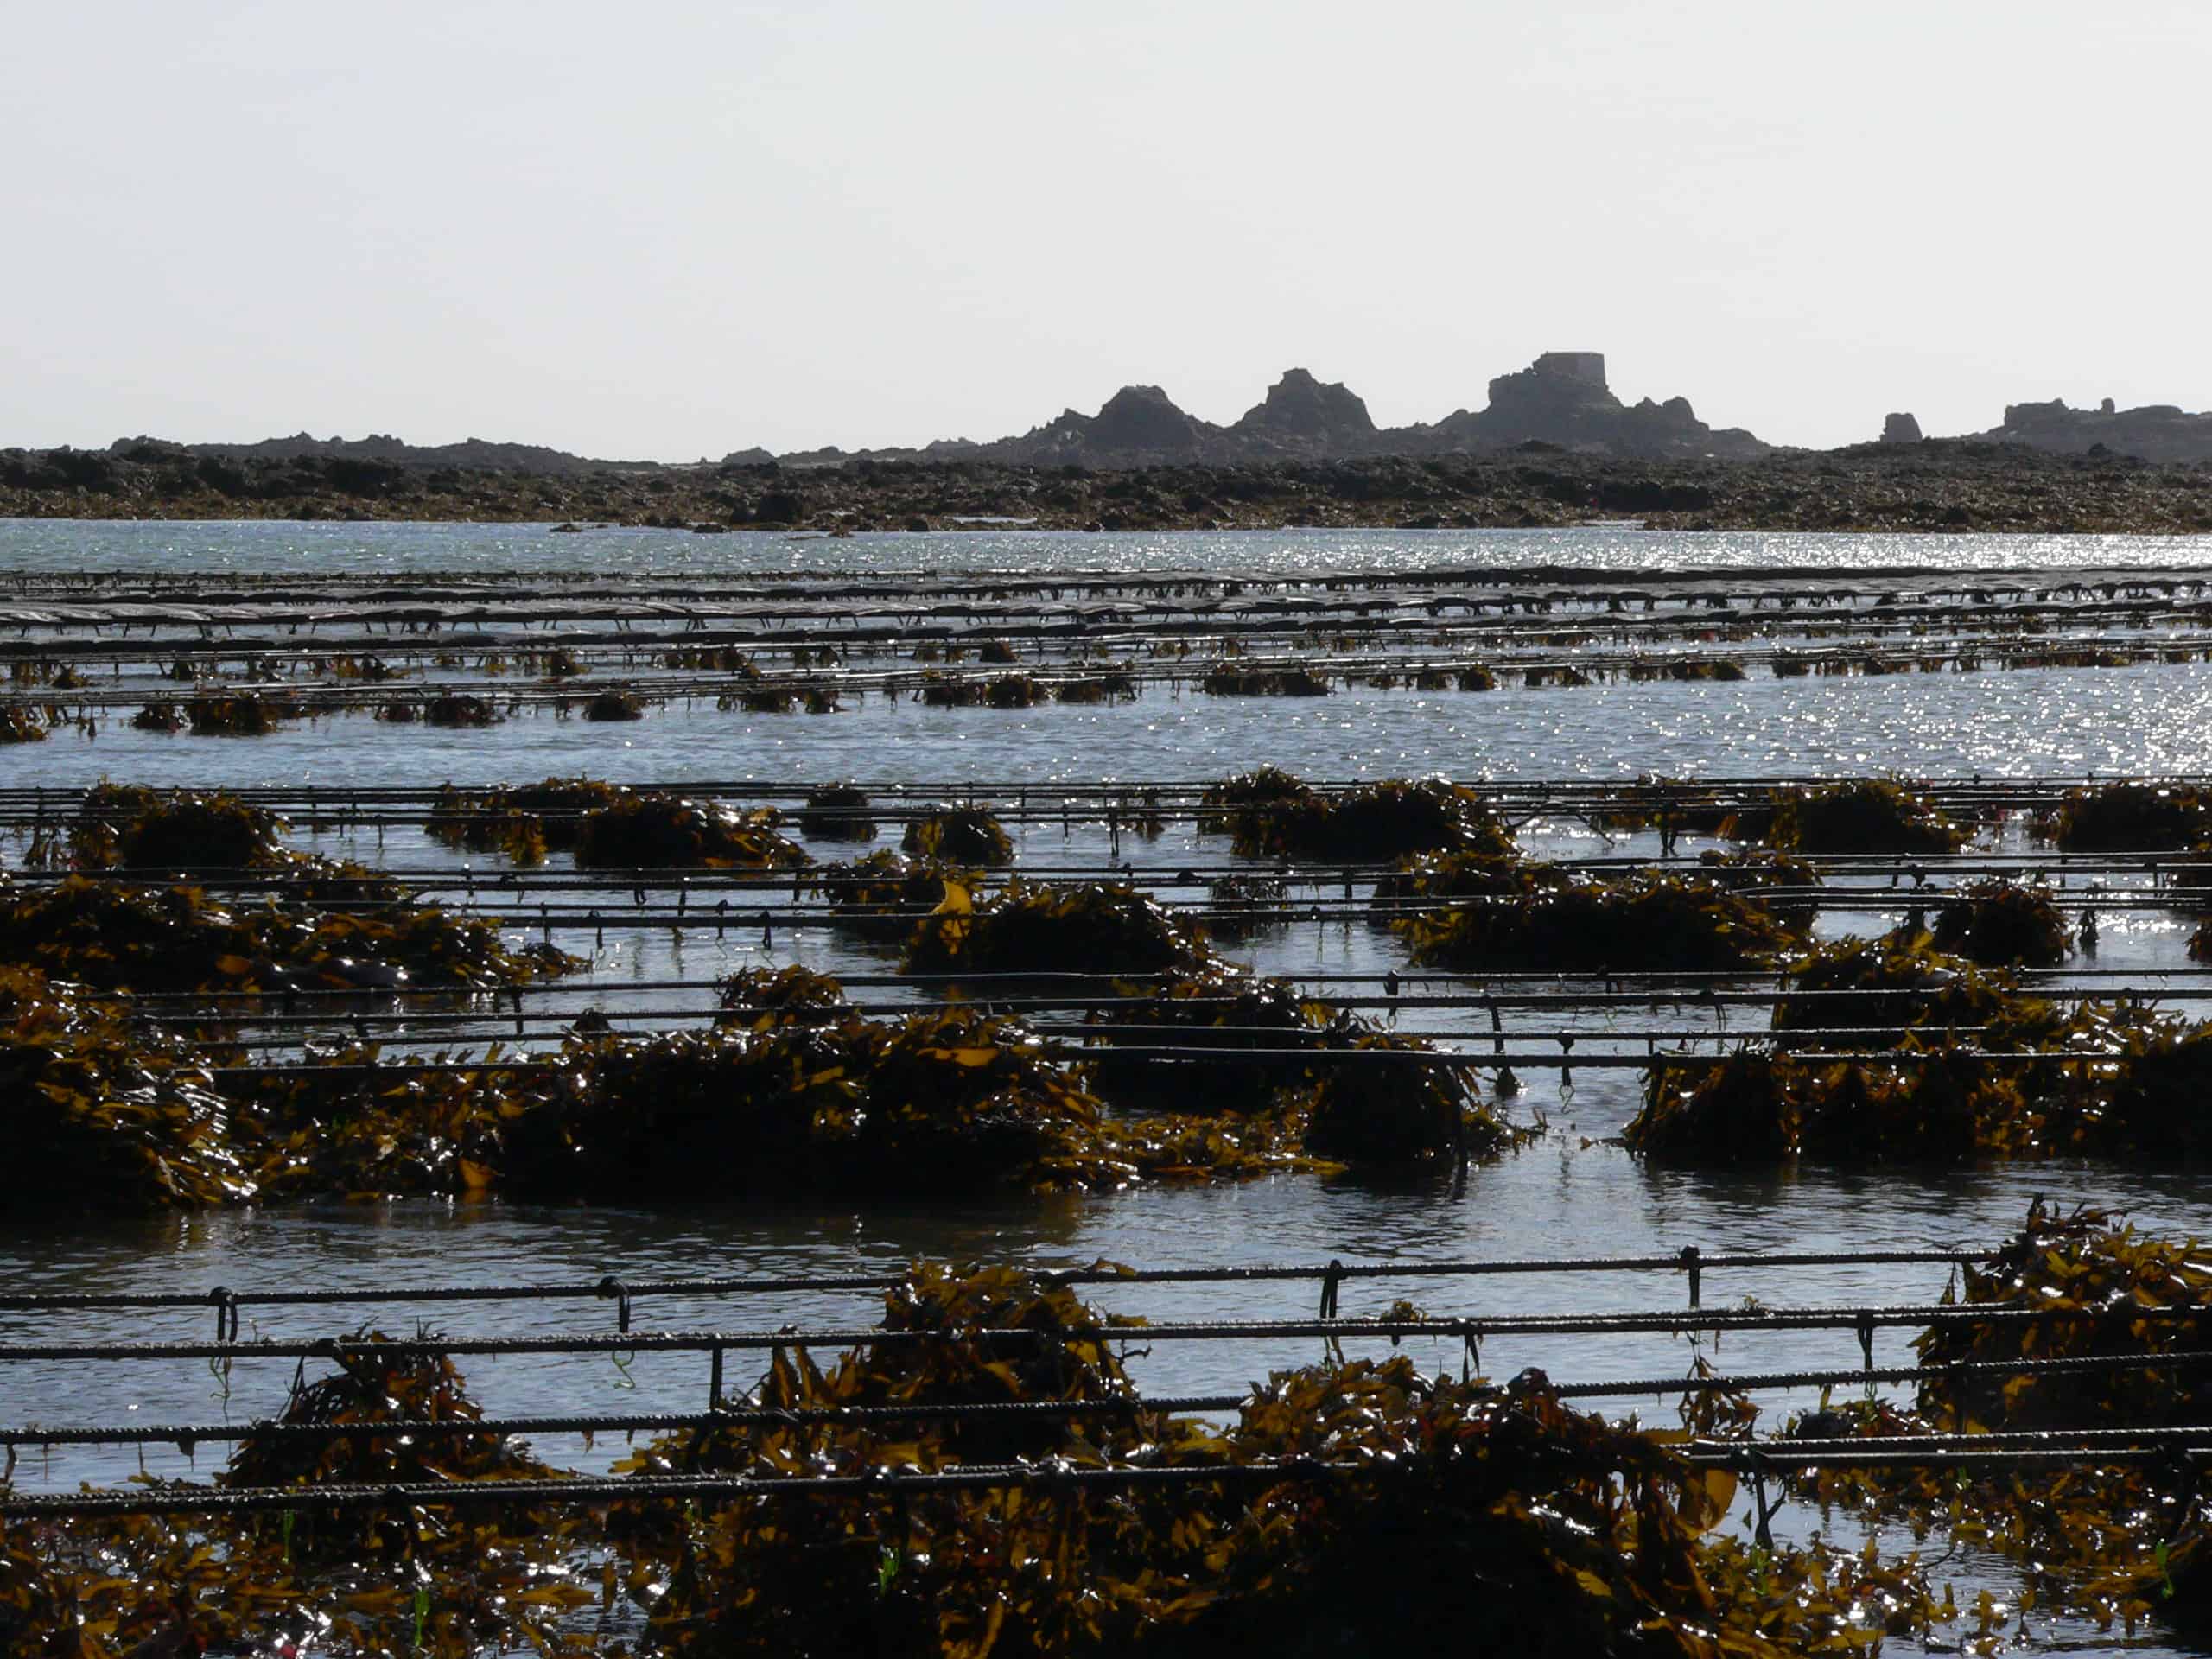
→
(772, 353, 1770, 468)
(104, 432, 662, 478)
(1961, 397, 2212, 464)
(5, 345, 2212, 534)
(35, 353, 2212, 479)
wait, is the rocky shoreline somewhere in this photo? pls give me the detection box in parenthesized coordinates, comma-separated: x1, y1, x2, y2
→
(5, 440, 2212, 535)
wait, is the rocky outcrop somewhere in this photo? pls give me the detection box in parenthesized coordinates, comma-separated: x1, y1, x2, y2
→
(1399, 354, 1766, 461)
(1085, 385, 1211, 454)
(950, 353, 1770, 467)
(84, 351, 1771, 477)
(1882, 413, 1923, 444)
(113, 432, 666, 475)
(990, 385, 1233, 467)
(1231, 368, 1378, 454)
(1965, 397, 2212, 463)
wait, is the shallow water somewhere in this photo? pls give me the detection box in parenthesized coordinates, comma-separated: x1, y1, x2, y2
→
(4, 517, 2212, 579)
(9, 521, 2212, 1652)
(19, 657, 2212, 791)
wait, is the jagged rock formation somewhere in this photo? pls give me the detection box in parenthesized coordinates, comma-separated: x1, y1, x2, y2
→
(76, 350, 1770, 476)
(1397, 353, 1767, 461)
(976, 353, 1764, 467)
(1882, 413, 1923, 444)
(1230, 368, 1378, 454)
(1964, 398, 2212, 464)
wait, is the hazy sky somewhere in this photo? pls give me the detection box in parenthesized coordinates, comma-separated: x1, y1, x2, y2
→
(4, 1, 2207, 456)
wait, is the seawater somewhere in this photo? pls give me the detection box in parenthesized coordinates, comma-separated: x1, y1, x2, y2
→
(5, 521, 2212, 1652)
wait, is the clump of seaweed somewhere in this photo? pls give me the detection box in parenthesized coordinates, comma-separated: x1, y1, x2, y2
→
(584, 688, 645, 721)
(1082, 967, 1338, 1116)
(1303, 1033, 1497, 1166)
(628, 1268, 1936, 1658)
(58, 790, 406, 909)
(1201, 769, 1515, 862)
(1929, 879, 2070, 966)
(663, 644, 760, 675)
(901, 804, 1014, 865)
(1762, 779, 1965, 853)
(798, 782, 878, 840)
(1074, 963, 1522, 1166)
(0, 967, 259, 1207)
(130, 702, 184, 732)
(187, 694, 289, 735)
(424, 692, 501, 727)
(0, 706, 48, 743)
(573, 793, 809, 869)
(1695, 847, 1821, 927)
(1916, 1200, 2212, 1431)
(1625, 1048, 2004, 1164)
(903, 880, 1210, 978)
(1055, 671, 1139, 703)
(1770, 934, 2056, 1049)
(1393, 864, 1794, 973)
(730, 684, 798, 713)
(1368, 849, 1532, 917)
(915, 673, 974, 707)
(0, 874, 576, 995)
(811, 850, 969, 941)
(427, 775, 625, 861)
(1630, 977, 2205, 1164)
(67, 785, 288, 872)
(499, 1007, 1111, 1199)
(2046, 782, 2212, 851)
(225, 1329, 553, 1554)
(715, 963, 852, 1027)
(1200, 664, 1332, 696)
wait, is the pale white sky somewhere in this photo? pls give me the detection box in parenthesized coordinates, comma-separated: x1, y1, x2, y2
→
(3, 0, 2206, 456)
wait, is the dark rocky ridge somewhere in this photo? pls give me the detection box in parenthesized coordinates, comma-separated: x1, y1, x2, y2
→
(7, 441, 2209, 535)
(105, 432, 666, 477)
(61, 357, 2212, 479)
(775, 353, 1770, 467)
